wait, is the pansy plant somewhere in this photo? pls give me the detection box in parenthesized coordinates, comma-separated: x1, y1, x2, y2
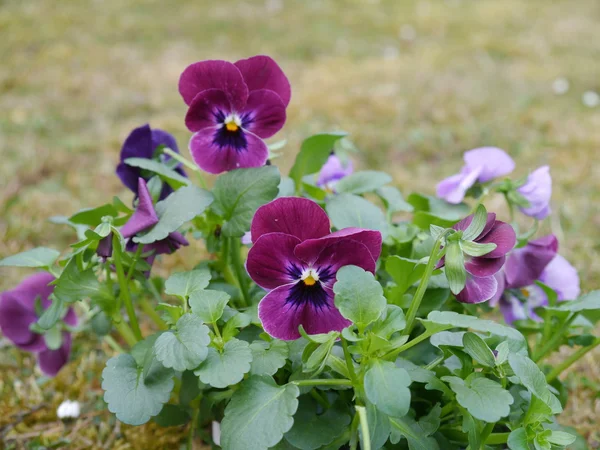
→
(1, 55, 598, 450)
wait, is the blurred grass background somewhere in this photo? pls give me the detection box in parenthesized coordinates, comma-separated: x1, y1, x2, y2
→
(1, 0, 599, 448)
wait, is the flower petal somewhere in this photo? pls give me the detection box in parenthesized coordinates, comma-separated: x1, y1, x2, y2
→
(0, 291, 45, 351)
(38, 332, 71, 377)
(539, 254, 580, 301)
(247, 232, 302, 289)
(251, 197, 331, 242)
(120, 179, 159, 238)
(436, 166, 482, 204)
(518, 166, 552, 220)
(179, 60, 248, 110)
(488, 272, 506, 307)
(476, 221, 516, 258)
(463, 147, 515, 182)
(151, 128, 179, 154)
(465, 255, 505, 277)
(234, 55, 291, 106)
(317, 154, 353, 188)
(499, 294, 527, 324)
(241, 89, 287, 139)
(189, 127, 268, 174)
(185, 89, 232, 132)
(504, 234, 558, 289)
(455, 274, 498, 304)
(454, 212, 496, 235)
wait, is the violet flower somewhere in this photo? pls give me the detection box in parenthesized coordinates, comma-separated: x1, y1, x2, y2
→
(441, 212, 516, 304)
(517, 165, 552, 220)
(179, 55, 290, 174)
(121, 178, 189, 271)
(436, 147, 515, 204)
(116, 124, 186, 200)
(316, 153, 353, 192)
(246, 197, 382, 340)
(0, 272, 77, 376)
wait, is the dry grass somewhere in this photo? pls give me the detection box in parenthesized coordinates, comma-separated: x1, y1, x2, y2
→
(1, 0, 599, 447)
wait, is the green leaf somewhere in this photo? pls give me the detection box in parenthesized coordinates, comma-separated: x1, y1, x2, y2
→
(278, 176, 296, 197)
(326, 193, 388, 238)
(303, 334, 336, 375)
(156, 303, 183, 326)
(461, 240, 497, 257)
(154, 314, 211, 371)
(462, 332, 496, 367)
(221, 376, 300, 450)
(194, 339, 253, 388)
(69, 204, 118, 226)
(102, 354, 174, 425)
(429, 224, 446, 241)
(289, 133, 347, 189)
(212, 166, 281, 237)
(445, 240, 466, 294)
(462, 205, 487, 241)
(37, 297, 66, 330)
(124, 157, 190, 189)
(134, 185, 213, 244)
(153, 404, 190, 427)
(189, 289, 230, 323)
(250, 340, 289, 376)
(164, 269, 211, 299)
(551, 290, 600, 312)
(53, 259, 108, 303)
(372, 305, 406, 339)
(508, 353, 562, 414)
(364, 360, 411, 417)
(334, 170, 392, 194)
(389, 410, 440, 450)
(44, 325, 63, 350)
(284, 397, 351, 450)
(385, 256, 426, 295)
(363, 401, 391, 450)
(377, 186, 414, 213)
(408, 193, 470, 229)
(546, 431, 576, 446)
(333, 265, 386, 328)
(0, 247, 60, 268)
(442, 375, 514, 422)
(507, 428, 530, 450)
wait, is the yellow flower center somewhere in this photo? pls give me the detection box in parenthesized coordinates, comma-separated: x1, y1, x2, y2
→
(301, 268, 319, 286)
(520, 288, 530, 298)
(225, 121, 239, 132)
(303, 275, 317, 286)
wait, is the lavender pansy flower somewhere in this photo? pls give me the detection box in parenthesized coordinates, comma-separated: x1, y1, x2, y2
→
(316, 153, 353, 192)
(436, 147, 515, 204)
(539, 254, 580, 301)
(517, 165, 552, 220)
(440, 212, 516, 304)
(179, 55, 290, 174)
(0, 272, 77, 376)
(121, 178, 189, 271)
(246, 197, 382, 340)
(116, 124, 186, 200)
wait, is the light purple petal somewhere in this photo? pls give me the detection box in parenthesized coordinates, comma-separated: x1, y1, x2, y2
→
(179, 60, 248, 110)
(189, 127, 269, 174)
(436, 166, 482, 204)
(464, 255, 505, 277)
(475, 221, 516, 258)
(0, 291, 45, 351)
(258, 284, 350, 340)
(251, 197, 331, 242)
(64, 307, 78, 327)
(120, 179, 159, 238)
(499, 294, 527, 324)
(525, 284, 548, 321)
(241, 89, 287, 139)
(234, 55, 291, 107)
(455, 274, 498, 304)
(247, 232, 302, 289)
(317, 154, 354, 188)
(539, 254, 581, 301)
(185, 89, 231, 132)
(38, 332, 71, 377)
(518, 166, 552, 220)
(241, 231, 253, 245)
(463, 147, 515, 183)
(488, 271, 506, 307)
(504, 235, 558, 289)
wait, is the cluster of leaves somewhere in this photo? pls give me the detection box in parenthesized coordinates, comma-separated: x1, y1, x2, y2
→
(1, 132, 599, 450)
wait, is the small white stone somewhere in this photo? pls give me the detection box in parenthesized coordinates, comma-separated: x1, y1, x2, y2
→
(551, 77, 569, 95)
(212, 421, 221, 446)
(582, 91, 600, 108)
(57, 400, 81, 419)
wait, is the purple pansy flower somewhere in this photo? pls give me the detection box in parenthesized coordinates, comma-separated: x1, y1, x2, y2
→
(121, 178, 189, 271)
(517, 165, 552, 220)
(436, 147, 515, 204)
(0, 272, 77, 376)
(539, 254, 580, 301)
(246, 197, 382, 340)
(116, 124, 186, 200)
(316, 153, 353, 192)
(440, 212, 516, 304)
(179, 55, 290, 174)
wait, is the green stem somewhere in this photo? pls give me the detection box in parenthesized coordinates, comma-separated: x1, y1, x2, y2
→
(139, 297, 168, 330)
(384, 325, 452, 361)
(356, 406, 371, 450)
(163, 147, 207, 189)
(349, 413, 360, 450)
(113, 318, 138, 347)
(341, 336, 357, 383)
(103, 335, 125, 353)
(310, 389, 331, 409)
(229, 237, 251, 307)
(292, 379, 353, 387)
(187, 406, 200, 450)
(112, 234, 142, 341)
(442, 429, 509, 445)
(125, 244, 144, 283)
(546, 337, 600, 383)
(479, 423, 495, 449)
(424, 354, 444, 370)
(533, 315, 575, 362)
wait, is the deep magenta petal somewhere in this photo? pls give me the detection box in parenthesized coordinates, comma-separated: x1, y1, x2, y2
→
(251, 197, 331, 242)
(455, 274, 498, 304)
(234, 55, 291, 106)
(504, 235, 558, 289)
(120, 179, 159, 238)
(178, 60, 248, 110)
(241, 90, 287, 139)
(246, 233, 302, 289)
(454, 212, 496, 235)
(465, 255, 505, 277)
(185, 89, 231, 132)
(309, 228, 382, 262)
(38, 332, 71, 377)
(476, 221, 516, 258)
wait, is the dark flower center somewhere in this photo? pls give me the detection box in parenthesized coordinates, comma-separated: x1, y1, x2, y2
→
(285, 264, 335, 310)
(213, 110, 252, 151)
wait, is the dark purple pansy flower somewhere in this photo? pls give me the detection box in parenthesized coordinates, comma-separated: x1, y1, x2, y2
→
(436, 147, 515, 204)
(246, 197, 382, 340)
(316, 154, 353, 192)
(179, 55, 290, 174)
(440, 212, 516, 304)
(0, 272, 77, 376)
(121, 178, 189, 272)
(116, 124, 186, 200)
(517, 165, 552, 220)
